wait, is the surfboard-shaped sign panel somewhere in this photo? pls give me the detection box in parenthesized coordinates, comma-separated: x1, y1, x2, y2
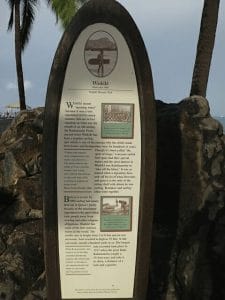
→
(43, 1, 156, 299)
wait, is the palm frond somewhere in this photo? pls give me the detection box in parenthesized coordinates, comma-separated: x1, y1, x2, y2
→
(50, 0, 86, 28)
(45, 0, 87, 28)
(6, 0, 15, 10)
(20, 0, 39, 50)
(6, 0, 15, 31)
(8, 10, 14, 30)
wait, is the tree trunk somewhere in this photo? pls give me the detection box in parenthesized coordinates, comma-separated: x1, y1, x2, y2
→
(190, 0, 220, 97)
(14, 0, 26, 110)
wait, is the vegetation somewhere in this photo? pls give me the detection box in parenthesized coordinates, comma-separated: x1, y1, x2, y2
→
(6, 0, 40, 110)
(6, 0, 85, 111)
(5, 0, 221, 110)
(190, 0, 220, 97)
(49, 0, 86, 28)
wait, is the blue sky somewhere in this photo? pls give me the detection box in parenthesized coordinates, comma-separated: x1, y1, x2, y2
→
(0, 0, 225, 116)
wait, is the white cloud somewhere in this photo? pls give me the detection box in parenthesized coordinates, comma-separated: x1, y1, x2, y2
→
(6, 82, 17, 90)
(6, 80, 33, 91)
(24, 80, 33, 90)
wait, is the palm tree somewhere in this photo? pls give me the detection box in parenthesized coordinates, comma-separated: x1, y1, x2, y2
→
(49, 0, 86, 28)
(7, 0, 39, 110)
(190, 0, 220, 97)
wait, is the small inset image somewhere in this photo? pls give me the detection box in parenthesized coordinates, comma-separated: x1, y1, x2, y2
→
(100, 196, 132, 232)
(84, 31, 118, 77)
(101, 103, 134, 138)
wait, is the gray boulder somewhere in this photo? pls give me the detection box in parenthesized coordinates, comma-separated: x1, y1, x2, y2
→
(0, 108, 45, 300)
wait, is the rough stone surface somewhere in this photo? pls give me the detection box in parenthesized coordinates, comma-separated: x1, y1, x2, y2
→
(0, 108, 45, 300)
(0, 100, 225, 299)
(0, 119, 13, 135)
(150, 96, 225, 300)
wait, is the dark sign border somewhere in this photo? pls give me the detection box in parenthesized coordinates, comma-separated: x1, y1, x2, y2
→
(43, 0, 156, 299)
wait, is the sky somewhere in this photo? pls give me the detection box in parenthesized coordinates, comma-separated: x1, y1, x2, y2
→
(0, 0, 225, 116)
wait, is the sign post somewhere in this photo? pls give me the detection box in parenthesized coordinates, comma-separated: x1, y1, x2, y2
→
(43, 0, 156, 299)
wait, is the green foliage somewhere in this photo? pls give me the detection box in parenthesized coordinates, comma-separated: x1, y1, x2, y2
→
(6, 0, 14, 30)
(20, 0, 39, 50)
(50, 0, 86, 28)
(6, 0, 40, 51)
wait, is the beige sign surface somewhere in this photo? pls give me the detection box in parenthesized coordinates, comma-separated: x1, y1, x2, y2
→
(57, 23, 141, 299)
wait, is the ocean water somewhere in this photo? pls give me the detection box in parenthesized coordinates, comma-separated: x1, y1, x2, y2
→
(214, 116, 225, 131)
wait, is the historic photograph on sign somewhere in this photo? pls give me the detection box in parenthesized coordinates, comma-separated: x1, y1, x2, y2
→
(101, 103, 134, 138)
(100, 196, 132, 232)
(84, 30, 118, 77)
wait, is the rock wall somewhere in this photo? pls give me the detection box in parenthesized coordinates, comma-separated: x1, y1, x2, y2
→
(150, 96, 225, 300)
(0, 119, 13, 135)
(0, 109, 45, 300)
(0, 97, 224, 299)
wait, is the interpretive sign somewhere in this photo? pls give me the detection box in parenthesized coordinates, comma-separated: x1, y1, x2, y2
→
(43, 0, 156, 299)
